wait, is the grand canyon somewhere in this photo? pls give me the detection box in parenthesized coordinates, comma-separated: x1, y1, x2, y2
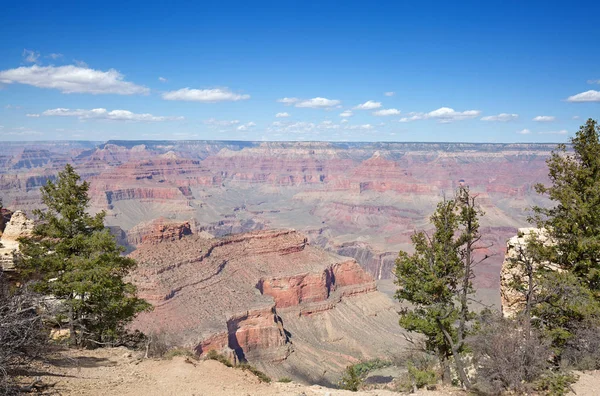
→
(0, 139, 555, 383)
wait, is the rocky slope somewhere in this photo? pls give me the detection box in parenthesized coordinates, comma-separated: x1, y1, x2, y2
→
(0, 210, 34, 271)
(128, 229, 406, 383)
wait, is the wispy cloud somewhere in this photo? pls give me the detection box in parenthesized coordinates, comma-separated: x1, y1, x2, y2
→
(587, 79, 600, 84)
(22, 49, 40, 63)
(295, 97, 341, 109)
(533, 115, 556, 122)
(354, 100, 382, 110)
(538, 130, 568, 135)
(481, 113, 519, 122)
(237, 121, 256, 131)
(517, 129, 531, 135)
(277, 97, 299, 105)
(275, 112, 290, 118)
(203, 118, 240, 126)
(566, 90, 600, 103)
(399, 107, 481, 123)
(32, 107, 183, 122)
(0, 65, 149, 95)
(162, 88, 250, 102)
(373, 108, 400, 116)
(158, 76, 168, 83)
(339, 110, 353, 117)
(384, 91, 395, 97)
(47, 53, 63, 60)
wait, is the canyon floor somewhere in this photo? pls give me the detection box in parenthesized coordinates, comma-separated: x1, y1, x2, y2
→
(23, 347, 600, 396)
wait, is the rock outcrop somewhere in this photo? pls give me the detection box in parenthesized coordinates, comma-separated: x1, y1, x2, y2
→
(0, 210, 34, 271)
(128, 229, 402, 381)
(500, 227, 551, 318)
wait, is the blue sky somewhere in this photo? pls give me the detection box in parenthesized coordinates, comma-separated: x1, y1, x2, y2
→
(1, 0, 599, 142)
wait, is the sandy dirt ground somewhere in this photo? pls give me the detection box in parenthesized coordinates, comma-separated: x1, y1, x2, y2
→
(22, 347, 600, 395)
(24, 347, 463, 396)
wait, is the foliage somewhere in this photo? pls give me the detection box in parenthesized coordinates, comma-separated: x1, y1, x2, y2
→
(534, 371, 578, 396)
(532, 271, 600, 351)
(562, 322, 600, 370)
(237, 363, 271, 383)
(469, 312, 551, 395)
(338, 364, 362, 392)
(351, 358, 391, 378)
(532, 118, 600, 294)
(277, 377, 292, 383)
(0, 273, 49, 395)
(16, 164, 151, 347)
(394, 186, 484, 388)
(204, 350, 233, 367)
(394, 353, 438, 393)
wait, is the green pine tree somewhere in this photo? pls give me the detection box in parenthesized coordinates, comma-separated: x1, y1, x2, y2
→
(395, 187, 484, 389)
(532, 118, 600, 294)
(17, 164, 151, 347)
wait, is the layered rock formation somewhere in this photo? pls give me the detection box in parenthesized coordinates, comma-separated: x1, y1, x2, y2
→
(129, 229, 404, 381)
(0, 140, 557, 308)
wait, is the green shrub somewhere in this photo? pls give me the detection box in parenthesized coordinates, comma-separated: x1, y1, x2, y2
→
(238, 363, 271, 383)
(277, 377, 292, 383)
(535, 371, 578, 396)
(338, 365, 362, 392)
(352, 358, 392, 377)
(204, 350, 233, 367)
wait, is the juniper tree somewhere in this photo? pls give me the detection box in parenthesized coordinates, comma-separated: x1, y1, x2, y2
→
(395, 186, 485, 389)
(532, 118, 600, 294)
(17, 164, 150, 347)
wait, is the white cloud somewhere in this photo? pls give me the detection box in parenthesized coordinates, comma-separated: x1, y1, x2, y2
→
(566, 90, 600, 103)
(0, 65, 149, 95)
(47, 53, 63, 60)
(373, 108, 400, 116)
(341, 119, 348, 124)
(35, 107, 183, 122)
(533, 115, 556, 122)
(158, 76, 168, 83)
(4, 104, 21, 109)
(4, 127, 41, 136)
(237, 121, 256, 131)
(587, 79, 600, 84)
(517, 129, 531, 135)
(204, 118, 240, 126)
(26, 113, 40, 117)
(275, 112, 290, 118)
(295, 97, 341, 108)
(162, 87, 250, 102)
(573, 115, 580, 120)
(339, 110, 353, 117)
(345, 124, 374, 130)
(384, 92, 395, 97)
(277, 97, 299, 105)
(22, 49, 40, 63)
(399, 107, 481, 123)
(354, 100, 382, 110)
(480, 113, 519, 122)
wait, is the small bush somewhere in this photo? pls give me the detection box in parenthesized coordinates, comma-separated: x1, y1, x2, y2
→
(394, 353, 438, 393)
(143, 331, 170, 358)
(204, 350, 233, 367)
(469, 314, 551, 395)
(562, 323, 600, 370)
(352, 358, 392, 377)
(277, 377, 292, 383)
(238, 363, 271, 383)
(338, 365, 362, 392)
(535, 371, 578, 396)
